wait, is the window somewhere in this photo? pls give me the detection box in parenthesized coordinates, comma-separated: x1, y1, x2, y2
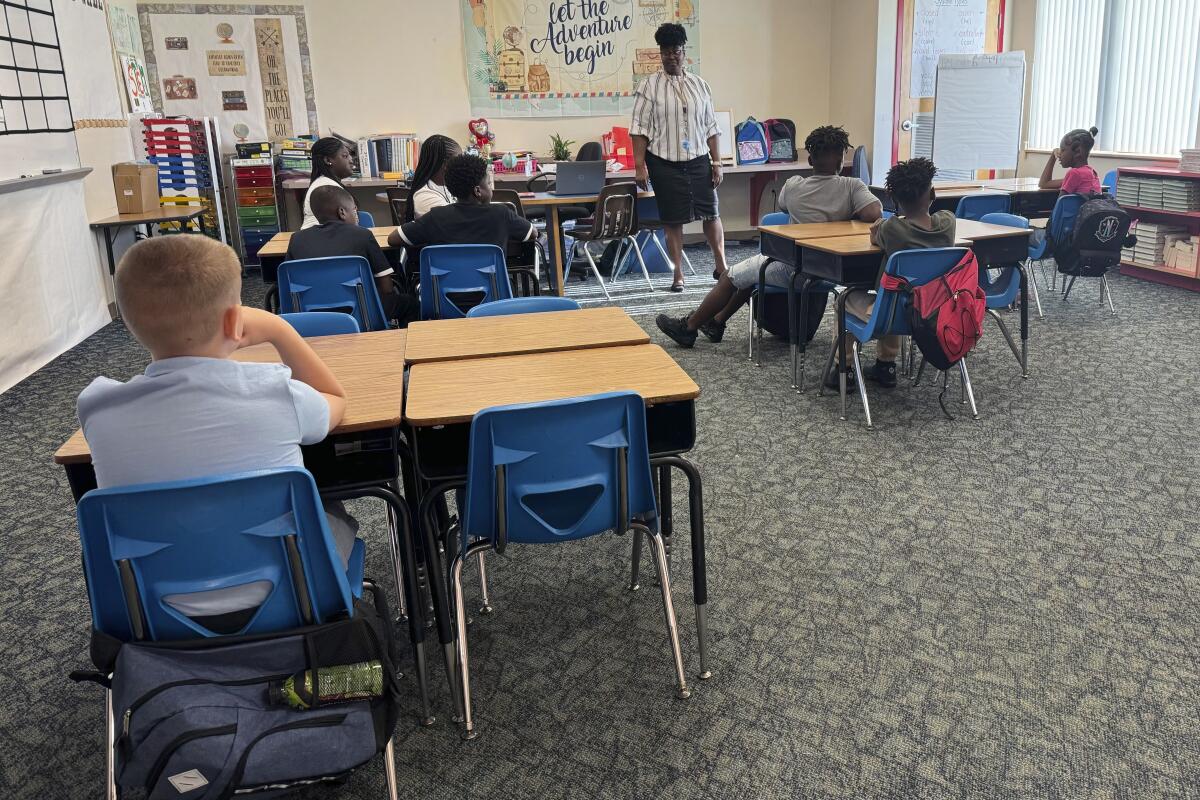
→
(1028, 0, 1200, 156)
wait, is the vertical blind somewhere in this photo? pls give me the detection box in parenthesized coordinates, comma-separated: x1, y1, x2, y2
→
(1029, 0, 1200, 155)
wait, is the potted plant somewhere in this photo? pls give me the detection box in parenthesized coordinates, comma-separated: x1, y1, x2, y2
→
(549, 133, 576, 162)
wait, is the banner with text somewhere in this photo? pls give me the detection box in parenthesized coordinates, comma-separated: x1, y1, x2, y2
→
(462, 0, 701, 117)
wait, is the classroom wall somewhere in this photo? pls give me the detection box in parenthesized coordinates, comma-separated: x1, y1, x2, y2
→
(829, 0, 879, 165)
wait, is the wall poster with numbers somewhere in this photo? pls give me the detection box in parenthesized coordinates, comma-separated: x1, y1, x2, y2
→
(462, 0, 702, 118)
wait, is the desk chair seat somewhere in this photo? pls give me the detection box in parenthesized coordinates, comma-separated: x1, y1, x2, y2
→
(824, 247, 980, 429)
(281, 311, 361, 337)
(568, 182, 651, 299)
(278, 255, 390, 332)
(447, 393, 691, 739)
(979, 212, 1038, 376)
(466, 296, 580, 317)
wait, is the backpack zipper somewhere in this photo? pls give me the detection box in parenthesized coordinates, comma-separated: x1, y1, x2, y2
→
(223, 714, 347, 798)
(144, 723, 237, 794)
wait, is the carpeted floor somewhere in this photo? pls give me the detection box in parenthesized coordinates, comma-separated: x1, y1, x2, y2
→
(3, 242, 1200, 799)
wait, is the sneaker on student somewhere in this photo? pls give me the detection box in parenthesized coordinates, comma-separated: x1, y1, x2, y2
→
(698, 318, 725, 343)
(867, 359, 897, 388)
(656, 314, 697, 348)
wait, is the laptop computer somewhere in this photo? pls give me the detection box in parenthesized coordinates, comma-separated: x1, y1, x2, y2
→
(551, 160, 606, 196)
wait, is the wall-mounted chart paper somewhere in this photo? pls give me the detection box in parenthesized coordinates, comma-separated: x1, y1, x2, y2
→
(910, 0, 988, 99)
(932, 52, 1026, 171)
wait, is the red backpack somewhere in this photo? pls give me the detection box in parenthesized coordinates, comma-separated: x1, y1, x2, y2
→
(880, 250, 985, 372)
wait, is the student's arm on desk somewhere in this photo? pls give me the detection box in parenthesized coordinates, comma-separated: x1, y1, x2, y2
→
(239, 307, 347, 431)
(869, 216, 887, 248)
(388, 217, 426, 249)
(852, 180, 884, 222)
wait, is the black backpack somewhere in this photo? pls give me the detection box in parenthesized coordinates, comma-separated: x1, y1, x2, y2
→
(1055, 195, 1133, 277)
(764, 118, 798, 163)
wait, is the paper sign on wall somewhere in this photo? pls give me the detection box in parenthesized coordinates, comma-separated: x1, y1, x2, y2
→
(121, 55, 155, 114)
(206, 50, 246, 76)
(910, 0, 988, 99)
(254, 18, 293, 138)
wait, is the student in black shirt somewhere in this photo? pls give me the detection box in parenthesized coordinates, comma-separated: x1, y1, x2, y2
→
(287, 185, 415, 324)
(389, 153, 535, 253)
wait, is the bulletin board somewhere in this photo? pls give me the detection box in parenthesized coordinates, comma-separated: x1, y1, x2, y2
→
(138, 4, 318, 149)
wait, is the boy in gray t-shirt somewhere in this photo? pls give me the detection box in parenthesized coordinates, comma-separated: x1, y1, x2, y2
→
(657, 125, 881, 348)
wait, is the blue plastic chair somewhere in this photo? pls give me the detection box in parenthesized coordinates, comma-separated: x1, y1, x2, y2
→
(357, 210, 375, 227)
(829, 247, 979, 428)
(281, 311, 362, 337)
(1029, 193, 1086, 291)
(76, 468, 362, 643)
(277, 255, 389, 332)
(446, 392, 690, 739)
(750, 212, 838, 390)
(1102, 170, 1118, 195)
(466, 296, 580, 317)
(954, 193, 1010, 220)
(419, 244, 513, 320)
(979, 212, 1037, 372)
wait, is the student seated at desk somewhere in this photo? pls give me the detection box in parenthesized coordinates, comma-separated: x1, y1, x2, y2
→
(1038, 126, 1102, 194)
(408, 134, 462, 220)
(655, 125, 881, 349)
(830, 157, 956, 390)
(388, 153, 536, 253)
(287, 184, 417, 325)
(301, 137, 355, 230)
(77, 236, 357, 633)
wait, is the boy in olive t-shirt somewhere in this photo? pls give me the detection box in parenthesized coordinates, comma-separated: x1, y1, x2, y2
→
(832, 157, 955, 389)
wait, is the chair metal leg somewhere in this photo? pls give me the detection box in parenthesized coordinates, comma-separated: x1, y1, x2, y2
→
(850, 341, 873, 430)
(449, 553, 478, 739)
(1023, 260, 1044, 318)
(629, 236, 655, 290)
(959, 359, 980, 420)
(384, 503, 407, 622)
(106, 688, 117, 800)
(681, 247, 697, 276)
(913, 355, 928, 386)
(817, 335, 838, 397)
(643, 526, 690, 700)
(628, 524, 644, 591)
(1102, 276, 1117, 314)
(745, 295, 755, 361)
(986, 308, 1023, 368)
(383, 737, 399, 800)
(650, 230, 677, 277)
(581, 244, 612, 300)
(1062, 275, 1075, 300)
(476, 551, 493, 615)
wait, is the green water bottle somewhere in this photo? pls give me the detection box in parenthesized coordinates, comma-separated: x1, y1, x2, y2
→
(268, 661, 383, 709)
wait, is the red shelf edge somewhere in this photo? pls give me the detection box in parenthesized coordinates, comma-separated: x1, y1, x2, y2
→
(1119, 262, 1200, 291)
(1119, 205, 1200, 221)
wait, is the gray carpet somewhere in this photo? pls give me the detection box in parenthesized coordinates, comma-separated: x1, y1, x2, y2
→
(3, 243, 1200, 799)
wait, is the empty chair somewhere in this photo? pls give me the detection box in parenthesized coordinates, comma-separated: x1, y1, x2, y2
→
(568, 182, 652, 299)
(281, 311, 362, 337)
(357, 209, 375, 227)
(419, 243, 513, 319)
(447, 392, 690, 739)
(955, 193, 1010, 220)
(492, 189, 545, 295)
(277, 255, 390, 332)
(1102, 169, 1118, 195)
(386, 185, 412, 225)
(1031, 193, 1086, 290)
(979, 212, 1037, 375)
(632, 194, 696, 282)
(466, 296, 581, 317)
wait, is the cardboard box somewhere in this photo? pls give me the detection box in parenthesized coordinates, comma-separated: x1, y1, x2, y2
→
(111, 163, 161, 214)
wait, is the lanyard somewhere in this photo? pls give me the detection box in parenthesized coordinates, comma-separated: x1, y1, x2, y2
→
(668, 74, 690, 151)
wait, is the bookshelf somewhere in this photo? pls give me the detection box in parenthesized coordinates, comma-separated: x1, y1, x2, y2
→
(1116, 166, 1200, 292)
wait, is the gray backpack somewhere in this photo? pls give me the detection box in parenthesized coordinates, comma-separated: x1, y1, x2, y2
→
(74, 593, 401, 799)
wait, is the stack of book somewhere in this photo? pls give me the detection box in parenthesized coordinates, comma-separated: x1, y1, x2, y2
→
(355, 133, 421, 180)
(1115, 174, 1140, 207)
(1180, 149, 1200, 173)
(1137, 179, 1164, 209)
(277, 138, 314, 173)
(1163, 235, 1200, 275)
(1160, 179, 1200, 213)
(1124, 221, 1189, 268)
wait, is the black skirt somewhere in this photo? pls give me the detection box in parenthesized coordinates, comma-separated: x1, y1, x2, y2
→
(645, 151, 719, 224)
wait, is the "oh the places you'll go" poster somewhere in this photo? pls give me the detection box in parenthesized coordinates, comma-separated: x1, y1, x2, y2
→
(462, 0, 701, 117)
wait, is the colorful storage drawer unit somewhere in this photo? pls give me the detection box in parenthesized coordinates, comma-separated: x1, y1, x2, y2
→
(230, 157, 280, 267)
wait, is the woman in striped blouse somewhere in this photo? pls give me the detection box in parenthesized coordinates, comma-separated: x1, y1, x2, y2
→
(630, 23, 727, 292)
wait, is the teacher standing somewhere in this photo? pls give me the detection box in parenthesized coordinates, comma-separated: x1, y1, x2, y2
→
(630, 23, 728, 292)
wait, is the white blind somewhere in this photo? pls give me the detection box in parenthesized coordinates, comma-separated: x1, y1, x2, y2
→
(1029, 0, 1200, 156)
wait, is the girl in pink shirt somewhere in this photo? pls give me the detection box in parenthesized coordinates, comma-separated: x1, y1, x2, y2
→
(1039, 126, 1102, 195)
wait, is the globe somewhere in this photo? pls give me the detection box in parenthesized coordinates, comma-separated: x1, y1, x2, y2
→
(501, 151, 519, 170)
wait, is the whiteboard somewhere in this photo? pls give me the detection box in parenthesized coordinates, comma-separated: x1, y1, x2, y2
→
(714, 110, 734, 162)
(910, 0, 988, 99)
(932, 52, 1026, 172)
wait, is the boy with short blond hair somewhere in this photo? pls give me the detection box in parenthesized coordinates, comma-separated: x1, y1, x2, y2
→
(78, 235, 353, 625)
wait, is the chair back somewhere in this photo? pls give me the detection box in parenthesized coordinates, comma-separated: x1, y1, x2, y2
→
(866, 247, 972, 338)
(979, 211, 1030, 230)
(281, 311, 361, 337)
(386, 186, 412, 225)
(461, 392, 656, 553)
(760, 212, 789, 225)
(978, 213, 1028, 302)
(76, 468, 355, 642)
(467, 296, 580, 317)
(419, 244, 512, 319)
(575, 142, 603, 161)
(277, 256, 389, 332)
(491, 189, 526, 218)
(357, 210, 375, 227)
(850, 145, 870, 184)
(1102, 169, 1118, 195)
(954, 193, 1010, 220)
(1048, 193, 1086, 244)
(574, 182, 639, 243)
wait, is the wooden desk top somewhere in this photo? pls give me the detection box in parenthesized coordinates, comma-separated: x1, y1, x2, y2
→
(799, 220, 1029, 257)
(758, 220, 876, 240)
(404, 307, 648, 364)
(1029, 217, 1048, 229)
(520, 189, 654, 207)
(257, 226, 397, 258)
(953, 218, 1034, 240)
(281, 176, 405, 190)
(54, 330, 407, 465)
(90, 207, 206, 227)
(800, 234, 882, 256)
(405, 344, 699, 427)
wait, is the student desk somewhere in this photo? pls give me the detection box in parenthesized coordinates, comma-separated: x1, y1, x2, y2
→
(404, 343, 712, 687)
(520, 189, 655, 298)
(54, 330, 442, 724)
(90, 208, 209, 315)
(255, 226, 399, 283)
(279, 176, 404, 230)
(404, 306, 648, 364)
(869, 179, 1058, 218)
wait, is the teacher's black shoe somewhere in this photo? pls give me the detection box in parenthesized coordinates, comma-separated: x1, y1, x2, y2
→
(656, 314, 697, 348)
